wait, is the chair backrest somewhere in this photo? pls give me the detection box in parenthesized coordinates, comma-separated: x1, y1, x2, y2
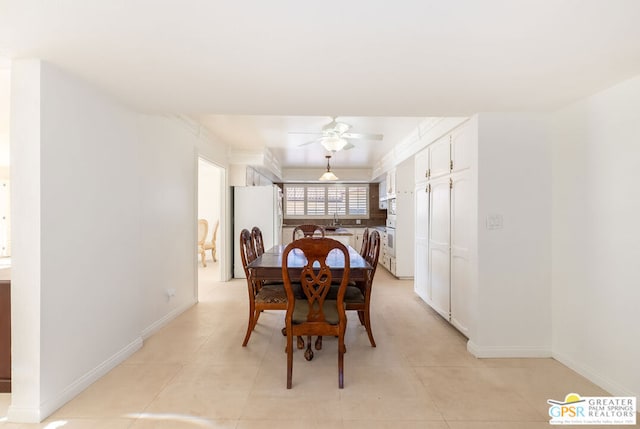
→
(251, 226, 265, 257)
(359, 227, 370, 257)
(365, 230, 381, 280)
(239, 228, 258, 279)
(212, 220, 219, 244)
(282, 237, 350, 324)
(198, 219, 208, 246)
(292, 224, 326, 240)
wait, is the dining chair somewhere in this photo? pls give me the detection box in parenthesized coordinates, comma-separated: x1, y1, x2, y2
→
(359, 227, 370, 257)
(240, 229, 288, 347)
(326, 229, 380, 347)
(251, 226, 265, 257)
(197, 219, 209, 267)
(282, 237, 350, 389)
(292, 224, 325, 240)
(210, 219, 219, 262)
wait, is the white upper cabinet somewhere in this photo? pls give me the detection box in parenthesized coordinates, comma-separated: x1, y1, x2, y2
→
(428, 135, 451, 180)
(414, 148, 429, 185)
(386, 168, 396, 197)
(451, 124, 473, 172)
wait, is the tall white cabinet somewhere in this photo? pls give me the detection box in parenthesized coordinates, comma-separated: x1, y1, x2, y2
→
(414, 122, 473, 337)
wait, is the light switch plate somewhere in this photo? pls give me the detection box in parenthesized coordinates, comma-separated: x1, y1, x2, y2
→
(486, 214, 503, 230)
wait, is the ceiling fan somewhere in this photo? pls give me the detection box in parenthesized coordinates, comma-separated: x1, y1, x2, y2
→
(290, 117, 384, 152)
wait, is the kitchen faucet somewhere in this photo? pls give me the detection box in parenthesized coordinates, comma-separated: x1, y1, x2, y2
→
(333, 212, 339, 226)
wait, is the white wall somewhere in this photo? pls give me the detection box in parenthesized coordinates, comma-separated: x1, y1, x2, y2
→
(469, 113, 553, 357)
(9, 59, 43, 421)
(9, 60, 228, 422)
(136, 115, 201, 336)
(551, 75, 640, 397)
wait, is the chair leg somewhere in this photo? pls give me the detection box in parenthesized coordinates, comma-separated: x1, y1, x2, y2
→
(357, 310, 365, 325)
(211, 245, 217, 262)
(304, 336, 314, 361)
(364, 310, 376, 347)
(253, 309, 262, 328)
(286, 325, 294, 389)
(338, 333, 345, 388)
(315, 336, 323, 350)
(200, 249, 207, 267)
(242, 304, 256, 346)
(297, 336, 305, 349)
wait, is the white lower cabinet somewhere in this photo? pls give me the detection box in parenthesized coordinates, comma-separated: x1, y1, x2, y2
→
(428, 176, 451, 319)
(449, 171, 472, 336)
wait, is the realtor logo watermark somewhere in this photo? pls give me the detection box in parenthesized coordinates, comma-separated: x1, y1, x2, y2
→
(548, 393, 636, 425)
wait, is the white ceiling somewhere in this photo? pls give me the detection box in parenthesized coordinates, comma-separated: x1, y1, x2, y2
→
(1, 1, 640, 169)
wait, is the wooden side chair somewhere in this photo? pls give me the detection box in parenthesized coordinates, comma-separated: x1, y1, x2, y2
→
(197, 219, 209, 267)
(198, 219, 219, 267)
(359, 227, 370, 257)
(210, 220, 219, 262)
(326, 229, 380, 347)
(251, 226, 265, 257)
(292, 224, 325, 240)
(282, 237, 350, 389)
(240, 229, 288, 347)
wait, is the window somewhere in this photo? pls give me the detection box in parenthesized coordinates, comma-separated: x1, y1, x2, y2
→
(348, 186, 368, 215)
(285, 186, 304, 216)
(283, 184, 369, 219)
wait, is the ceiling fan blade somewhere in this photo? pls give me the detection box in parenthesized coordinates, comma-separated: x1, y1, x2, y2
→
(288, 131, 325, 135)
(343, 142, 356, 150)
(341, 132, 383, 140)
(298, 139, 320, 147)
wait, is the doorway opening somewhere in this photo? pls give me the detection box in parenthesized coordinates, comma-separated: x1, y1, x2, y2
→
(197, 157, 225, 297)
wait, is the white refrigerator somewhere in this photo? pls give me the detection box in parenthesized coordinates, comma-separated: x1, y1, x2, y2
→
(233, 185, 283, 278)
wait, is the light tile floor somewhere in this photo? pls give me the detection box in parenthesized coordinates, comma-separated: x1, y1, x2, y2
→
(1, 264, 637, 428)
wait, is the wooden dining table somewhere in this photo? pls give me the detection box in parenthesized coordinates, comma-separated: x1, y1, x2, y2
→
(246, 244, 372, 283)
(246, 243, 373, 359)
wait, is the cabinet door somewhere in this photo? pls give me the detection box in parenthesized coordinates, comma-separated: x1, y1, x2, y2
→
(428, 176, 451, 319)
(450, 171, 471, 336)
(414, 148, 429, 184)
(451, 123, 472, 172)
(387, 169, 396, 196)
(414, 185, 430, 300)
(428, 135, 451, 179)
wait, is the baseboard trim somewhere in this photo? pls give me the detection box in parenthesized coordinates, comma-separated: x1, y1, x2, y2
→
(467, 341, 552, 358)
(7, 336, 143, 423)
(140, 300, 196, 340)
(552, 350, 638, 398)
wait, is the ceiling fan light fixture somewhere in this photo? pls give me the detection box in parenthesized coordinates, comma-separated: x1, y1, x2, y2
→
(319, 155, 338, 181)
(321, 136, 348, 152)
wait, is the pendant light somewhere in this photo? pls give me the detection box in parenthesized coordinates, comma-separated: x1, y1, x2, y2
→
(319, 155, 338, 181)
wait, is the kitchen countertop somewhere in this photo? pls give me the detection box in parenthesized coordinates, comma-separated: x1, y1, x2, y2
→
(323, 227, 353, 236)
